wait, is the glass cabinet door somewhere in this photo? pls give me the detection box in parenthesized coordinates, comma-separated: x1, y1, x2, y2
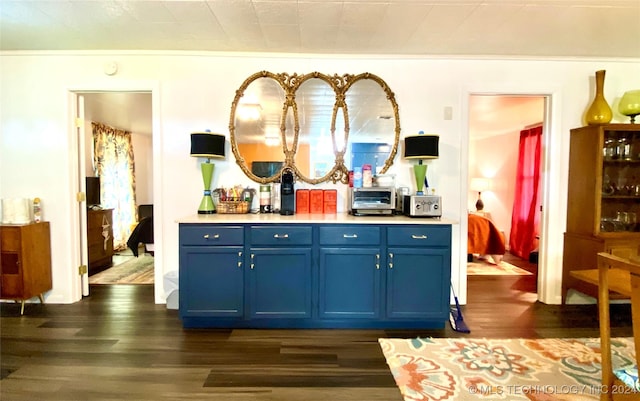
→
(600, 129, 640, 233)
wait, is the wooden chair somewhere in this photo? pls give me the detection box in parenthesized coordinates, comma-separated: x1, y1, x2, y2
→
(597, 252, 640, 401)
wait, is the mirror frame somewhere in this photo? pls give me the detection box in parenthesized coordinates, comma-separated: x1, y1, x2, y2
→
(229, 71, 401, 184)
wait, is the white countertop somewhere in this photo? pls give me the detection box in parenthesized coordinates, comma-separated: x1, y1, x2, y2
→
(178, 212, 456, 225)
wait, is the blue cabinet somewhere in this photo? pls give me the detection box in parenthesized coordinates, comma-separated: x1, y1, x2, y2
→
(247, 225, 313, 319)
(248, 248, 312, 319)
(318, 225, 382, 319)
(386, 225, 452, 320)
(386, 248, 450, 319)
(319, 248, 381, 319)
(179, 225, 244, 319)
(179, 220, 451, 328)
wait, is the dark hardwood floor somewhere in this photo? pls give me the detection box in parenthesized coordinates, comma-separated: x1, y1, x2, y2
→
(1, 255, 633, 401)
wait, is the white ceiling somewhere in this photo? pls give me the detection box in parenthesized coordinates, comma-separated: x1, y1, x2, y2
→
(2, 0, 639, 58)
(82, 92, 152, 135)
(5, 1, 629, 138)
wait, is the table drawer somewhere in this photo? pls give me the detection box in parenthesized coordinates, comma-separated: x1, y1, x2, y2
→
(250, 226, 312, 246)
(180, 225, 244, 246)
(319, 226, 380, 246)
(387, 226, 450, 247)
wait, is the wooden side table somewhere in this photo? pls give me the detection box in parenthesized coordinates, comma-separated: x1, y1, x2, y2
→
(0, 222, 52, 314)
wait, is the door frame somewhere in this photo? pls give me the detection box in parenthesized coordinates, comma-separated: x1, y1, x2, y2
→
(67, 82, 162, 302)
(459, 85, 564, 305)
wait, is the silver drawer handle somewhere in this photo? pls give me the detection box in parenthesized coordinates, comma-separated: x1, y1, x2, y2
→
(411, 234, 427, 239)
(343, 234, 358, 238)
(203, 234, 220, 239)
(274, 234, 289, 238)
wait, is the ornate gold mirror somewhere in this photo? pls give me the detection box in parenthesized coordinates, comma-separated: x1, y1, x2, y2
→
(230, 72, 286, 183)
(229, 71, 400, 184)
(343, 74, 399, 175)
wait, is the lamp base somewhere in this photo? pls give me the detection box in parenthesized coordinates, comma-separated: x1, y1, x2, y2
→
(475, 192, 484, 211)
(198, 162, 216, 214)
(413, 164, 427, 195)
(198, 194, 216, 214)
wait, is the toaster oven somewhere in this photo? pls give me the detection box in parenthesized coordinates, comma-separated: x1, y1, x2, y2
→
(348, 187, 396, 216)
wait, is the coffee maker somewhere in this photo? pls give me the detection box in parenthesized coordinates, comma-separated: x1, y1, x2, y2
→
(280, 168, 295, 215)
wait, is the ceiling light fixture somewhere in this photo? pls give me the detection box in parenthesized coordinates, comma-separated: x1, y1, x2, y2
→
(238, 103, 262, 121)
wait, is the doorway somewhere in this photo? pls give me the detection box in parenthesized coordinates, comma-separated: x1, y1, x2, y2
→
(80, 92, 154, 287)
(467, 94, 546, 299)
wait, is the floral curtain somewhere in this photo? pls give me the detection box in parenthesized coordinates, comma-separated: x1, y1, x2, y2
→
(92, 122, 137, 251)
(509, 125, 542, 259)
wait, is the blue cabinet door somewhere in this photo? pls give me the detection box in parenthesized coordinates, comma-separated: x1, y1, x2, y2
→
(248, 248, 312, 319)
(179, 246, 244, 318)
(386, 247, 451, 320)
(319, 248, 381, 319)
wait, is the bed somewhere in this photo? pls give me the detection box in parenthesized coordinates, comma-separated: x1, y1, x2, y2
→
(468, 213, 506, 264)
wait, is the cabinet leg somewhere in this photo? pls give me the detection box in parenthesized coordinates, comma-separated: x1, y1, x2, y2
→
(20, 300, 25, 315)
(38, 294, 45, 304)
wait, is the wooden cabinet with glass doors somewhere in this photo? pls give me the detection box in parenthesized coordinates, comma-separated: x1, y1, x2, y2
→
(562, 124, 640, 301)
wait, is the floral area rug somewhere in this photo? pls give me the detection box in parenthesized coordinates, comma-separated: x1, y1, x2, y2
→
(467, 260, 532, 276)
(89, 254, 154, 284)
(379, 337, 636, 401)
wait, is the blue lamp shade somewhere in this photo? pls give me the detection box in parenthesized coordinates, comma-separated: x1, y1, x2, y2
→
(403, 134, 439, 159)
(190, 132, 226, 159)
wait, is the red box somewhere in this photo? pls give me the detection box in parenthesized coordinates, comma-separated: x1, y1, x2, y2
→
(310, 189, 324, 214)
(323, 189, 337, 214)
(296, 189, 309, 214)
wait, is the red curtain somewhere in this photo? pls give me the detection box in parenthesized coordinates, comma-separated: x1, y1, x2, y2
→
(509, 126, 542, 259)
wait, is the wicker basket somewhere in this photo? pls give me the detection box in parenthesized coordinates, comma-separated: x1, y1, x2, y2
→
(217, 200, 249, 214)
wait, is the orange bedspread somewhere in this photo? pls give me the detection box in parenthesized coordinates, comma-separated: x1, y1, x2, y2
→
(468, 214, 506, 256)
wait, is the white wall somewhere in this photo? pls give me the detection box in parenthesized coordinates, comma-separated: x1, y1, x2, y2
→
(131, 133, 153, 206)
(1, 52, 639, 305)
(470, 131, 520, 241)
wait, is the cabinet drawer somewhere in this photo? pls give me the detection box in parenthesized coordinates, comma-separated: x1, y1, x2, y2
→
(88, 242, 109, 258)
(387, 226, 450, 247)
(0, 227, 20, 251)
(250, 226, 312, 246)
(319, 226, 380, 246)
(180, 225, 244, 246)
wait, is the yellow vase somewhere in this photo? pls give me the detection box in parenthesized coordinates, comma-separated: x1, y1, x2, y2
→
(585, 70, 613, 125)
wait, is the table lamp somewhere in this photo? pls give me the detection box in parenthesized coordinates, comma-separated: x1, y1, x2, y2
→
(470, 177, 490, 211)
(404, 132, 439, 194)
(190, 131, 226, 214)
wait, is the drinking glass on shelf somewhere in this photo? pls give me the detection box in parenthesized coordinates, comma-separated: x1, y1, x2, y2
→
(611, 137, 621, 160)
(627, 212, 637, 231)
(614, 211, 625, 231)
(618, 136, 631, 160)
(604, 137, 615, 160)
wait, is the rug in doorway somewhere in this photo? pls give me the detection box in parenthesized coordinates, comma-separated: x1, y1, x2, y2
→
(89, 254, 154, 284)
(379, 336, 637, 401)
(467, 259, 532, 276)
